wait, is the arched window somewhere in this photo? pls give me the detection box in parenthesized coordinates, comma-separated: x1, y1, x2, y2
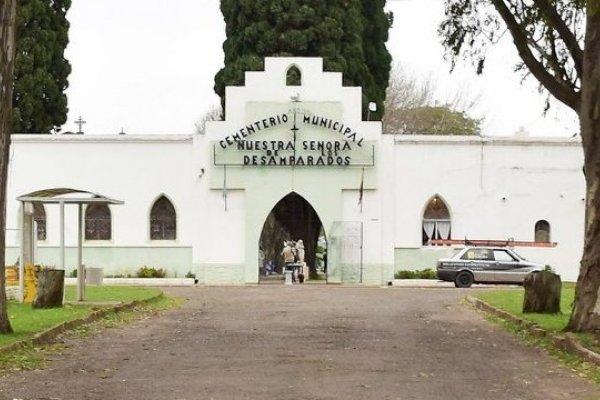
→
(32, 202, 46, 241)
(85, 204, 111, 240)
(286, 65, 302, 86)
(422, 196, 451, 246)
(150, 196, 176, 240)
(535, 220, 551, 242)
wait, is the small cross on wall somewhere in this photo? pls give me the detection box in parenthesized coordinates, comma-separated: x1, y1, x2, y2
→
(75, 115, 87, 134)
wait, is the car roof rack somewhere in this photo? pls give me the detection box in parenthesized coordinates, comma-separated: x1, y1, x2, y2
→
(430, 238, 557, 248)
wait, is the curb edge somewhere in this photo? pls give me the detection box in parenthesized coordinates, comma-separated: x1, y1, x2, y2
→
(0, 293, 165, 354)
(465, 296, 600, 366)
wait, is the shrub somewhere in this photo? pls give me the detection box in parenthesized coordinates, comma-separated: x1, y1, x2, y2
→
(394, 269, 438, 279)
(136, 266, 167, 278)
(419, 268, 437, 279)
(105, 274, 126, 278)
(395, 270, 417, 279)
(185, 271, 196, 279)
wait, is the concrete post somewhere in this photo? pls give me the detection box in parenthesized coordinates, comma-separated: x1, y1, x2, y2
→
(77, 203, 84, 301)
(19, 202, 34, 302)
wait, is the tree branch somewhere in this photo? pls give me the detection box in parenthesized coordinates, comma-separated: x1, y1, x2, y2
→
(491, 0, 580, 111)
(546, 30, 575, 90)
(532, 0, 583, 77)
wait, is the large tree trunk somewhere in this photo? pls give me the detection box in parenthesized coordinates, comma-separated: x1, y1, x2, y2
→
(0, 0, 17, 334)
(33, 269, 65, 309)
(566, 7, 600, 332)
(523, 271, 561, 314)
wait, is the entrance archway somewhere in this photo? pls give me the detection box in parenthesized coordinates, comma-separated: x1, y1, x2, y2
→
(259, 192, 326, 282)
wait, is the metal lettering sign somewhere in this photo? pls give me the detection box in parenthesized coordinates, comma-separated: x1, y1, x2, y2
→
(213, 111, 375, 167)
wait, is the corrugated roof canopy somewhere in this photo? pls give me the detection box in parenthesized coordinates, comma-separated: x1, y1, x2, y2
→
(17, 188, 123, 205)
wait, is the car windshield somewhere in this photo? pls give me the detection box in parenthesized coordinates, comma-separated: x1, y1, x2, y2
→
(510, 249, 527, 260)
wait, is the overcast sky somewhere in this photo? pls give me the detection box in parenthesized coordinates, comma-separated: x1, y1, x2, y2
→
(62, 0, 579, 136)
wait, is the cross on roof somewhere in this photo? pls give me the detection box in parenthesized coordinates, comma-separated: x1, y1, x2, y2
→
(75, 116, 87, 134)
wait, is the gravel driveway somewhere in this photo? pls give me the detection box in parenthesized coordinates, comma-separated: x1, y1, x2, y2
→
(0, 285, 598, 400)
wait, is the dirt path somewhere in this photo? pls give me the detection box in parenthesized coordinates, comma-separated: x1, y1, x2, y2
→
(0, 286, 598, 400)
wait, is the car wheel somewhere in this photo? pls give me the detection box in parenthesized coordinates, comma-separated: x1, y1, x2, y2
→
(454, 271, 474, 288)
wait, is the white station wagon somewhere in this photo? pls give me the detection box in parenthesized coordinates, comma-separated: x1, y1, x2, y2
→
(436, 247, 545, 288)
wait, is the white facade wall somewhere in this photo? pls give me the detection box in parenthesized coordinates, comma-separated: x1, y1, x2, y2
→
(393, 136, 585, 281)
(6, 135, 196, 275)
(3, 57, 587, 283)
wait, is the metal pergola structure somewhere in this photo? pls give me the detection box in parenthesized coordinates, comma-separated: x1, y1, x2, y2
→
(16, 188, 124, 302)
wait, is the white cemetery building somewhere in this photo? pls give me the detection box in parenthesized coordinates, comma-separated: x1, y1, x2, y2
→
(5, 57, 586, 284)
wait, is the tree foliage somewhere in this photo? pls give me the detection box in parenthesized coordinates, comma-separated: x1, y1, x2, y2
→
(195, 105, 223, 134)
(383, 65, 481, 135)
(360, 0, 393, 121)
(440, 0, 600, 332)
(439, 0, 584, 111)
(387, 106, 481, 135)
(13, 0, 71, 133)
(215, 0, 392, 120)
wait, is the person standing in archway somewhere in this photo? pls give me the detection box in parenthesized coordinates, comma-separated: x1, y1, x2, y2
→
(281, 241, 296, 282)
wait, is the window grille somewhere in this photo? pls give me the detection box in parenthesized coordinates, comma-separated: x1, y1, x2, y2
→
(150, 196, 176, 240)
(85, 204, 111, 240)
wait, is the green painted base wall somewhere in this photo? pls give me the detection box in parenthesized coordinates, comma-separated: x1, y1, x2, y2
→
(195, 264, 250, 285)
(6, 245, 393, 286)
(394, 247, 458, 272)
(194, 262, 393, 286)
(330, 263, 393, 285)
(5, 246, 193, 278)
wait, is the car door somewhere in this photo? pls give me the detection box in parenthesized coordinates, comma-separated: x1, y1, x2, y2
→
(492, 249, 521, 283)
(461, 248, 495, 282)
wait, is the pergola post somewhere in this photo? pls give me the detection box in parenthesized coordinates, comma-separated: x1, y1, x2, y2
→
(59, 200, 65, 272)
(18, 206, 25, 302)
(77, 203, 84, 301)
(18, 202, 34, 302)
(60, 200, 65, 305)
(15, 189, 124, 304)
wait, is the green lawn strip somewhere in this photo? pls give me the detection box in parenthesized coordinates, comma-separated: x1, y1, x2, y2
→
(0, 286, 163, 348)
(482, 312, 600, 386)
(475, 285, 574, 332)
(0, 294, 182, 374)
(0, 343, 50, 372)
(474, 283, 600, 383)
(64, 285, 162, 302)
(3, 303, 93, 347)
(575, 333, 600, 355)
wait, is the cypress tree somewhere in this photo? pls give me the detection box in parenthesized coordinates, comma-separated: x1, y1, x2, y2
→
(13, 0, 71, 133)
(360, 0, 393, 120)
(215, 0, 392, 120)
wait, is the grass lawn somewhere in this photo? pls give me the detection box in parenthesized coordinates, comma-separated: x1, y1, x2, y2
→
(0, 286, 163, 348)
(473, 283, 600, 383)
(474, 282, 575, 332)
(64, 285, 162, 302)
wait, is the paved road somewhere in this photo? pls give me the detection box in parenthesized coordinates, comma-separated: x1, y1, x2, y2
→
(1, 286, 599, 400)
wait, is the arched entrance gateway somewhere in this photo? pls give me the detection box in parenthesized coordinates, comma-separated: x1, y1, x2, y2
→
(259, 192, 327, 283)
(202, 58, 393, 286)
